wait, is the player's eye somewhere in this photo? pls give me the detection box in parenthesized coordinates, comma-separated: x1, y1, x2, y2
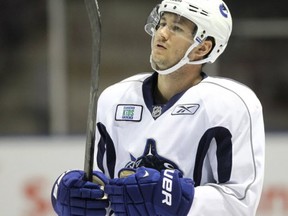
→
(157, 21, 166, 29)
(171, 25, 184, 32)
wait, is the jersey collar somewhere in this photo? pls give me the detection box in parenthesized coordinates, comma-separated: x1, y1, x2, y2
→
(142, 72, 207, 119)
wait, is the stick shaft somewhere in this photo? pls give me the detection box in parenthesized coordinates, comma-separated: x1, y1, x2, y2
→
(84, 0, 101, 181)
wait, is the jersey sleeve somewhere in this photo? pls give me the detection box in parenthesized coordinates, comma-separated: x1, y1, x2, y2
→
(188, 80, 265, 215)
(93, 84, 117, 178)
(93, 73, 152, 178)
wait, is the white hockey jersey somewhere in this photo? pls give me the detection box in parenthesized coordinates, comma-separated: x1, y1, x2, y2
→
(94, 72, 265, 216)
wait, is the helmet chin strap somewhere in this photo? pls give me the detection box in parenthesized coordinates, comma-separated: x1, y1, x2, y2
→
(150, 40, 212, 75)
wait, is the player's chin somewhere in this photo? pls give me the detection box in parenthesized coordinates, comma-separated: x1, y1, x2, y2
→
(151, 59, 165, 71)
(152, 58, 175, 72)
(151, 54, 166, 67)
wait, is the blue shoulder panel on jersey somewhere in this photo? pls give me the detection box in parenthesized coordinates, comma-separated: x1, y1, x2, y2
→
(97, 122, 116, 178)
(193, 126, 232, 186)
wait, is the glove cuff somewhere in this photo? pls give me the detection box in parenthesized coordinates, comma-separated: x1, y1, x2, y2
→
(154, 169, 194, 216)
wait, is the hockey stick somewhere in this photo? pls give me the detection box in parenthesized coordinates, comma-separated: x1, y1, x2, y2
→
(84, 0, 101, 181)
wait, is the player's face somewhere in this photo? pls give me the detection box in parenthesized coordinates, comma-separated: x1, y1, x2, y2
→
(151, 12, 195, 70)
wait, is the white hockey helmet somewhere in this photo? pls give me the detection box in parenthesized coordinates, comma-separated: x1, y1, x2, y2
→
(145, 0, 233, 74)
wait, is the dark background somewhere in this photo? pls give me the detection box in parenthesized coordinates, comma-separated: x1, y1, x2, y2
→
(1, 0, 287, 135)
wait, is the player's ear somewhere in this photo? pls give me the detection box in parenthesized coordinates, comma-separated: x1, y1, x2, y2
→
(195, 40, 213, 58)
(188, 40, 213, 61)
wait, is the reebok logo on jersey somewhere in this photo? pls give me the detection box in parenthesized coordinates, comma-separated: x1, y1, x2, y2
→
(171, 104, 200, 115)
(115, 104, 143, 121)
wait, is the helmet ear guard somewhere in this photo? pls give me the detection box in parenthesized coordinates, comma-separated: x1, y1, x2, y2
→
(145, 0, 232, 74)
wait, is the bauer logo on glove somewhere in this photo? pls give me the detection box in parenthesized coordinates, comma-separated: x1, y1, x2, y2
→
(105, 167, 194, 216)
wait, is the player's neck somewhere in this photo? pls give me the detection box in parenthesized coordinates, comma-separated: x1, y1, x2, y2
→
(155, 66, 202, 104)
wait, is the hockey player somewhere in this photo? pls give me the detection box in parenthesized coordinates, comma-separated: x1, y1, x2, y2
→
(51, 0, 265, 215)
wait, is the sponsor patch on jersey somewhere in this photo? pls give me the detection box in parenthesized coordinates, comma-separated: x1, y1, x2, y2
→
(115, 104, 143, 121)
(171, 104, 200, 115)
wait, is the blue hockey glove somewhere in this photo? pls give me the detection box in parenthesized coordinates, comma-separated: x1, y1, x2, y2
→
(105, 167, 194, 216)
(51, 170, 109, 216)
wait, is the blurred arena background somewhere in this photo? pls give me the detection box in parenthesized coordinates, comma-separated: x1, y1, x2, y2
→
(0, 0, 287, 215)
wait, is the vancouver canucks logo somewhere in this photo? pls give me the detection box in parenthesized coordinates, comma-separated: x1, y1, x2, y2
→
(219, 3, 229, 18)
(125, 139, 183, 174)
